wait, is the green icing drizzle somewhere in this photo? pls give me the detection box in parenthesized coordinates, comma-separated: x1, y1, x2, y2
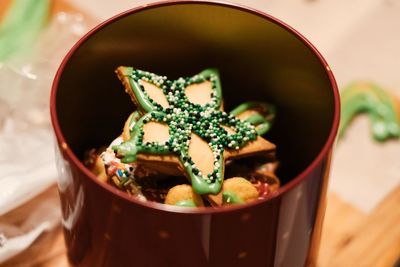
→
(174, 200, 196, 207)
(114, 68, 258, 195)
(0, 0, 50, 61)
(114, 112, 173, 162)
(128, 111, 141, 131)
(339, 82, 400, 142)
(230, 102, 276, 136)
(222, 191, 244, 204)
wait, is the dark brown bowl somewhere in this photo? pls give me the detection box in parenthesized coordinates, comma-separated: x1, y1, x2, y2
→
(50, 1, 339, 266)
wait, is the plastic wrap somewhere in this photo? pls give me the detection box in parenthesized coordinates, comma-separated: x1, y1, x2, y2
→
(0, 11, 89, 263)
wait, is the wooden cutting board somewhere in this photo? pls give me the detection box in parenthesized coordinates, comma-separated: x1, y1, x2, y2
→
(1, 185, 399, 267)
(319, 186, 400, 267)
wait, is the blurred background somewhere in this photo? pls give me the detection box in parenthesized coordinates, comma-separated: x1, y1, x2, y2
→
(0, 0, 399, 266)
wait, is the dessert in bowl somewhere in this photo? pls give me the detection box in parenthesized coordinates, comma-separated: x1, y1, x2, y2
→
(50, 1, 339, 266)
(85, 66, 280, 207)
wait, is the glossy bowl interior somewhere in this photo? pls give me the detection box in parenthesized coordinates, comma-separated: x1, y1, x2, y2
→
(55, 1, 336, 189)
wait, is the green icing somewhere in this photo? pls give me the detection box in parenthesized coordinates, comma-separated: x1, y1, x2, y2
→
(339, 83, 400, 142)
(175, 200, 196, 207)
(230, 102, 261, 116)
(230, 102, 276, 136)
(114, 112, 172, 163)
(128, 72, 157, 113)
(222, 191, 244, 204)
(114, 68, 258, 195)
(246, 113, 268, 125)
(0, 0, 50, 61)
(128, 111, 143, 133)
(255, 123, 271, 135)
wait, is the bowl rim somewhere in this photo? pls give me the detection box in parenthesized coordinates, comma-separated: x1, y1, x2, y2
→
(50, 0, 340, 215)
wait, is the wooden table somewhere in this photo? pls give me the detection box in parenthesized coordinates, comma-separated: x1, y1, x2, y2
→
(1, 185, 399, 267)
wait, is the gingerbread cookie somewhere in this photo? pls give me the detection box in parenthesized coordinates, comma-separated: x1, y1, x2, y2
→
(165, 184, 204, 207)
(207, 177, 259, 206)
(114, 67, 276, 195)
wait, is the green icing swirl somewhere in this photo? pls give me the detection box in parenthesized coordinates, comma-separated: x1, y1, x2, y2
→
(339, 82, 400, 142)
(230, 102, 276, 136)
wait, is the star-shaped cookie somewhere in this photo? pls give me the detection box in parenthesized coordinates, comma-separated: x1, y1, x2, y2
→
(114, 67, 275, 195)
